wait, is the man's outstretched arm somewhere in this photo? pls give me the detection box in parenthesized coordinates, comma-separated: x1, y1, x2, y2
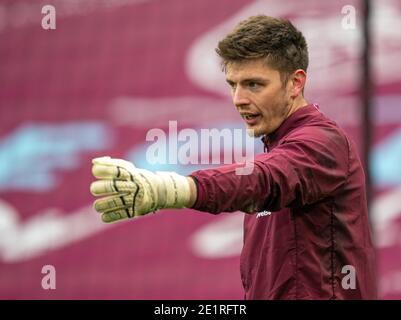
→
(90, 127, 348, 222)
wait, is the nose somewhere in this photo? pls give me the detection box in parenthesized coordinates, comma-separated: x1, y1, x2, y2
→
(232, 86, 250, 107)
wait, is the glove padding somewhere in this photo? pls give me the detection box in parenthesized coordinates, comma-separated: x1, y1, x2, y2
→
(90, 156, 190, 223)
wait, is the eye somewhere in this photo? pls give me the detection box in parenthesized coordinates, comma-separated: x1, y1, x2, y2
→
(248, 81, 259, 89)
(227, 82, 236, 89)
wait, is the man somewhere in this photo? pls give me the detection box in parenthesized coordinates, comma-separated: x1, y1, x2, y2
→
(90, 15, 377, 299)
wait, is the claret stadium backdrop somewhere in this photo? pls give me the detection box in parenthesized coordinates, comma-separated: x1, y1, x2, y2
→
(1, 0, 401, 299)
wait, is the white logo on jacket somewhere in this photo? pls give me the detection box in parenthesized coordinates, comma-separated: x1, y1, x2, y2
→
(256, 211, 272, 218)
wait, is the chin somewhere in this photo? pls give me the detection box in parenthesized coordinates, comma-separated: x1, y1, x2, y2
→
(246, 128, 264, 138)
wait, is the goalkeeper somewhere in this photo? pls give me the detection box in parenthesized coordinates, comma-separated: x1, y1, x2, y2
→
(90, 15, 376, 300)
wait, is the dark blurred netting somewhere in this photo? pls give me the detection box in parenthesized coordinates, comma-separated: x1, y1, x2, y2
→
(361, 0, 372, 215)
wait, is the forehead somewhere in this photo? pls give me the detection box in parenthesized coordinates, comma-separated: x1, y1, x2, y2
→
(225, 59, 280, 81)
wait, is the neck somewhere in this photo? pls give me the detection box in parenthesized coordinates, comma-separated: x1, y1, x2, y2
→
(287, 95, 308, 119)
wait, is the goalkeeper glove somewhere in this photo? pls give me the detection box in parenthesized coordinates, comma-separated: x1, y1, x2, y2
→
(90, 156, 191, 223)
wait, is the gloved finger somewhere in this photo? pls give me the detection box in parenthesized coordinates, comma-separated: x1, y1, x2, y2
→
(92, 157, 136, 180)
(92, 156, 136, 169)
(101, 209, 133, 223)
(100, 204, 158, 222)
(92, 163, 134, 180)
(93, 194, 134, 213)
(90, 179, 139, 196)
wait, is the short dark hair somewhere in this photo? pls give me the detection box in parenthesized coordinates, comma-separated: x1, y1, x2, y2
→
(216, 15, 309, 84)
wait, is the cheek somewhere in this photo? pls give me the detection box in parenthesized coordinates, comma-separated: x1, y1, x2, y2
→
(262, 89, 284, 110)
(259, 92, 288, 121)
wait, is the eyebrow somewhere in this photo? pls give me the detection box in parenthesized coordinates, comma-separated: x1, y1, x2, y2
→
(226, 77, 269, 85)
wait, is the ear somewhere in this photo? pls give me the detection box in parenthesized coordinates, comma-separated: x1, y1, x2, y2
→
(290, 69, 307, 98)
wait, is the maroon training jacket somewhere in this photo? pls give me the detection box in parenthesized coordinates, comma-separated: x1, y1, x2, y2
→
(190, 104, 377, 300)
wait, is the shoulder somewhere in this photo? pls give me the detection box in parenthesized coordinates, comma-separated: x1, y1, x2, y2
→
(282, 117, 349, 151)
(274, 119, 351, 171)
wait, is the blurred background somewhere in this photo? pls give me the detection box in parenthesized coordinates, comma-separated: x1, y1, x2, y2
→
(0, 0, 401, 299)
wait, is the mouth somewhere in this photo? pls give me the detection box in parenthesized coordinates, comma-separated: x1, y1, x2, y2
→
(240, 113, 261, 125)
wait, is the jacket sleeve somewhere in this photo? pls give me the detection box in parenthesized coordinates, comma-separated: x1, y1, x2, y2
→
(189, 127, 350, 214)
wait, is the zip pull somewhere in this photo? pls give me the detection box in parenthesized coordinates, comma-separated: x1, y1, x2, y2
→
(262, 135, 270, 153)
(313, 103, 320, 111)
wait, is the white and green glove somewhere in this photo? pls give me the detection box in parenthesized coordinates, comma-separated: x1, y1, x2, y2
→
(90, 156, 191, 223)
